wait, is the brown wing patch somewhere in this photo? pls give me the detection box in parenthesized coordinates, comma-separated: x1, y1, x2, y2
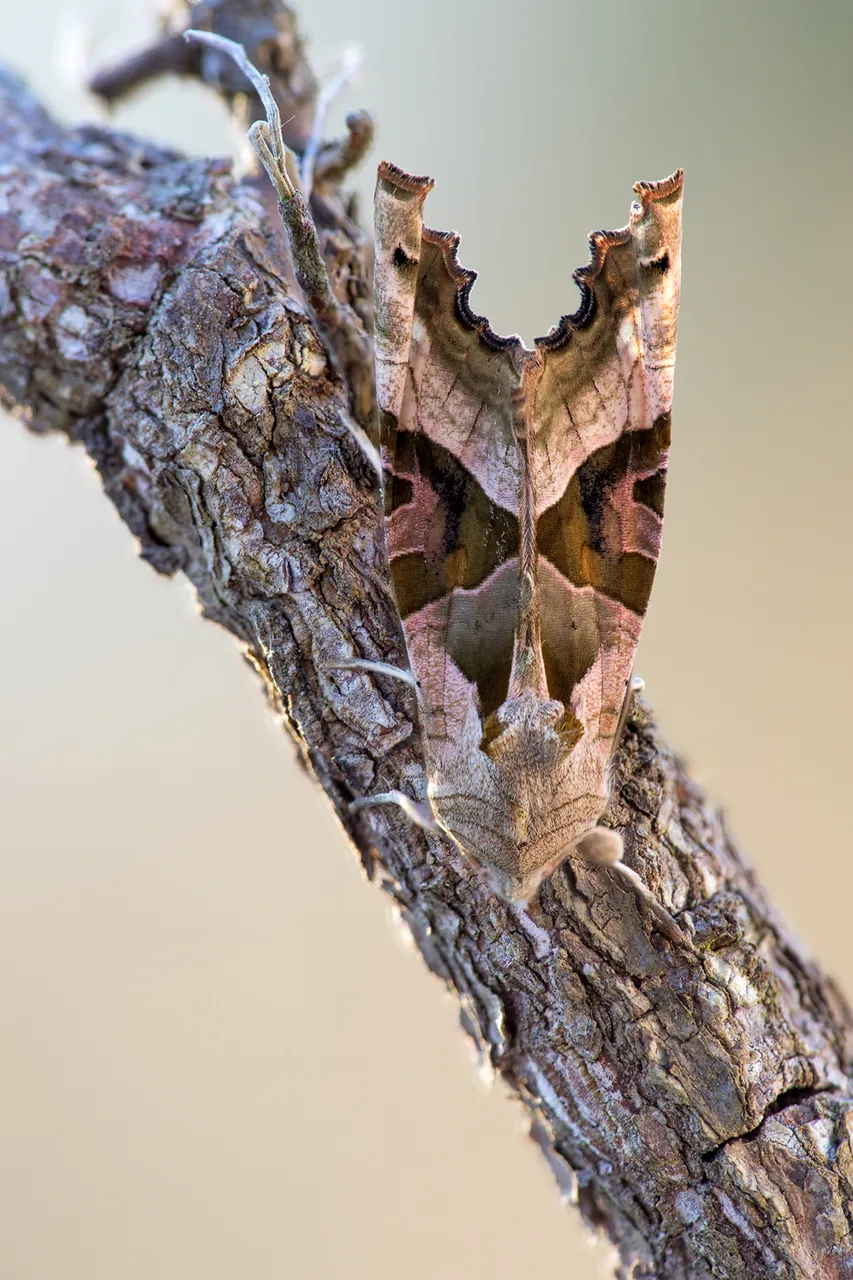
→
(536, 413, 670, 618)
(399, 232, 527, 517)
(443, 560, 519, 720)
(536, 581, 601, 712)
(384, 427, 520, 619)
(536, 559, 640, 735)
(633, 469, 666, 518)
(401, 560, 519, 734)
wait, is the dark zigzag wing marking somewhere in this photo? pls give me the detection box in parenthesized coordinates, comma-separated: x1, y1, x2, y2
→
(384, 427, 520, 616)
(537, 414, 670, 606)
(440, 561, 518, 720)
(535, 414, 670, 710)
(398, 571, 518, 727)
(382, 422, 521, 719)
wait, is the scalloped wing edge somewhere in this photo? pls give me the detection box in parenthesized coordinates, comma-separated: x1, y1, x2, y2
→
(375, 160, 684, 356)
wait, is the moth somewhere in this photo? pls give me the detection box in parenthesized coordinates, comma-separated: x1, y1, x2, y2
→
(366, 162, 682, 906)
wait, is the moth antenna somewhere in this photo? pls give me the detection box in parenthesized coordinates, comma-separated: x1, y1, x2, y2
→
(324, 658, 417, 688)
(184, 30, 377, 459)
(350, 790, 439, 833)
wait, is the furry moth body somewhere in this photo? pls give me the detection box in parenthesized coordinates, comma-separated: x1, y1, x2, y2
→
(373, 163, 682, 902)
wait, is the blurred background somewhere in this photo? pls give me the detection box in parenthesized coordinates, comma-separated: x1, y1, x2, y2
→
(1, 1, 851, 1277)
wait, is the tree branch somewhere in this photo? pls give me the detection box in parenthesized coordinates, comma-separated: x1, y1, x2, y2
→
(2, 6, 853, 1275)
(88, 0, 319, 154)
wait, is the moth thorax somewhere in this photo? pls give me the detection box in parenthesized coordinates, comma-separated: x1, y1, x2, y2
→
(479, 693, 582, 765)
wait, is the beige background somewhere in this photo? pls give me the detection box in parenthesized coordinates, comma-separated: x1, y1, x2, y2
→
(1, 2, 851, 1277)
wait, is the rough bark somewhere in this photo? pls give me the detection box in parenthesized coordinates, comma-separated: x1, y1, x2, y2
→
(2, 6, 853, 1276)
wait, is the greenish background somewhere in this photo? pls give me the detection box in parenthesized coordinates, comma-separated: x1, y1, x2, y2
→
(1, 2, 851, 1277)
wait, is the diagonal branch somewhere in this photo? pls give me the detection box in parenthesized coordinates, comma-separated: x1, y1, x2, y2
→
(2, 5, 853, 1275)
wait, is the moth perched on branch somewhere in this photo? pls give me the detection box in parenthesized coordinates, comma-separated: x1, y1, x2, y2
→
(372, 163, 682, 908)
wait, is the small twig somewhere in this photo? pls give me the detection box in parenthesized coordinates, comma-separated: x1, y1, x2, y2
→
(184, 30, 300, 198)
(301, 46, 362, 200)
(88, 3, 318, 152)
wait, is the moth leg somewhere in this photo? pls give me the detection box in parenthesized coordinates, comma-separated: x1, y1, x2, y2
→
(574, 828, 692, 948)
(184, 30, 378, 468)
(325, 658, 417, 689)
(614, 671, 646, 750)
(350, 791, 439, 833)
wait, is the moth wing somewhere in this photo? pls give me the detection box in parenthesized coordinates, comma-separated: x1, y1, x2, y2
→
(531, 172, 683, 755)
(374, 163, 527, 743)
